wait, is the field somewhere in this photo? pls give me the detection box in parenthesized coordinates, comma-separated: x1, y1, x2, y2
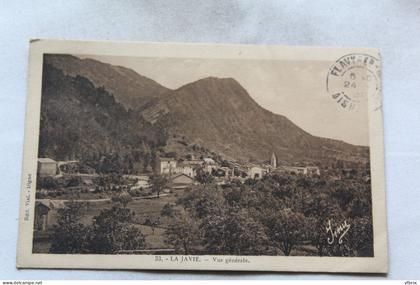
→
(33, 189, 185, 252)
(33, 170, 373, 257)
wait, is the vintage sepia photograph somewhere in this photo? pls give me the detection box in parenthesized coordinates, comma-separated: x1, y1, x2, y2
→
(17, 40, 387, 272)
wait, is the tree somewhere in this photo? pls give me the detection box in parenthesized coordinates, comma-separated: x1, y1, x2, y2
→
(89, 206, 145, 253)
(37, 176, 59, 190)
(195, 168, 214, 185)
(331, 187, 354, 210)
(161, 203, 175, 217)
(224, 187, 242, 207)
(346, 216, 373, 257)
(306, 216, 330, 256)
(201, 207, 267, 255)
(304, 194, 342, 256)
(66, 176, 82, 187)
(168, 161, 374, 257)
(324, 216, 373, 257)
(220, 160, 230, 167)
(244, 178, 256, 187)
(263, 208, 305, 256)
(165, 211, 200, 254)
(144, 216, 160, 235)
(143, 152, 151, 172)
(151, 175, 168, 198)
(50, 203, 90, 253)
(111, 192, 133, 208)
(179, 184, 224, 219)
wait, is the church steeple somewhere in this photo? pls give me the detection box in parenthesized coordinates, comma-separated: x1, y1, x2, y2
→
(271, 152, 277, 169)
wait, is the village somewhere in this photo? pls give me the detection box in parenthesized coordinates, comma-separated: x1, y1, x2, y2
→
(33, 151, 372, 254)
(36, 152, 321, 196)
(33, 152, 322, 246)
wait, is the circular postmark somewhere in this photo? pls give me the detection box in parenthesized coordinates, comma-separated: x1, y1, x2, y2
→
(327, 53, 380, 111)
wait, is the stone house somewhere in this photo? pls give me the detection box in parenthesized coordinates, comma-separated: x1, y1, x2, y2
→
(155, 157, 177, 175)
(170, 173, 195, 189)
(37, 158, 57, 177)
(248, 165, 268, 179)
(34, 199, 66, 231)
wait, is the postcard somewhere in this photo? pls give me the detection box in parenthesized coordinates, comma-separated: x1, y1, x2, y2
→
(17, 39, 387, 273)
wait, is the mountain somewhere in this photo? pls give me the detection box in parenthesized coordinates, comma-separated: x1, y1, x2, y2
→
(141, 77, 368, 163)
(44, 54, 170, 109)
(40, 55, 368, 166)
(38, 64, 167, 172)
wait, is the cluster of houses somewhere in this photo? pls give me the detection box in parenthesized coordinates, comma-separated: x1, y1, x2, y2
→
(34, 154, 322, 232)
(153, 153, 321, 188)
(37, 158, 89, 178)
(37, 153, 321, 188)
(36, 153, 321, 193)
(154, 156, 214, 189)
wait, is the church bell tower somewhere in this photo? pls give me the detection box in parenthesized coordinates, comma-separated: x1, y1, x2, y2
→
(271, 152, 277, 169)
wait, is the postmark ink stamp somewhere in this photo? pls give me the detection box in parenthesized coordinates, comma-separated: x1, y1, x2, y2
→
(327, 53, 380, 111)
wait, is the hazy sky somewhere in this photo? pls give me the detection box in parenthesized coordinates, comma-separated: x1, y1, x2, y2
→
(81, 55, 369, 146)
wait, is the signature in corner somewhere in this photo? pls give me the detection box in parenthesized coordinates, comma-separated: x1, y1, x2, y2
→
(326, 219, 351, 245)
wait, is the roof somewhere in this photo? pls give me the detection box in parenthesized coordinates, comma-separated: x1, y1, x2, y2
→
(170, 173, 194, 180)
(35, 200, 51, 210)
(279, 165, 305, 169)
(176, 163, 194, 168)
(203, 158, 216, 164)
(182, 160, 202, 164)
(158, 157, 177, 162)
(247, 163, 266, 169)
(36, 199, 66, 210)
(123, 175, 150, 180)
(83, 179, 94, 185)
(38, 158, 56, 163)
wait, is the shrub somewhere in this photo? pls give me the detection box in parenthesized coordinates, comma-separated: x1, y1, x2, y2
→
(161, 203, 175, 217)
(66, 176, 82, 188)
(37, 176, 59, 190)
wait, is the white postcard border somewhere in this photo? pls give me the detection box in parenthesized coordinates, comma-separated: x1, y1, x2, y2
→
(17, 39, 388, 273)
